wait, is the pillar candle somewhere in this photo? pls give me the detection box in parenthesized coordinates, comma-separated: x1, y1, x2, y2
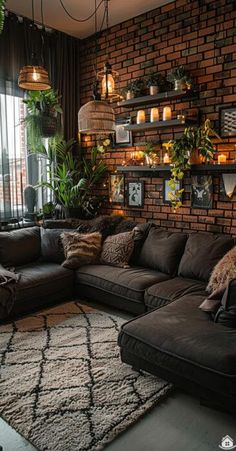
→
(150, 108, 159, 122)
(163, 106, 172, 121)
(163, 152, 170, 164)
(218, 154, 227, 164)
(137, 110, 146, 124)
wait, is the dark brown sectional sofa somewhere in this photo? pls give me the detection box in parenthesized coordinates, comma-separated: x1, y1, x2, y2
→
(0, 219, 236, 413)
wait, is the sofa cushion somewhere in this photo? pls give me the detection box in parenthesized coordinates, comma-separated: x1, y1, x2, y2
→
(61, 232, 102, 269)
(0, 227, 41, 267)
(178, 232, 234, 282)
(118, 294, 236, 396)
(144, 277, 207, 309)
(76, 265, 170, 304)
(207, 245, 236, 295)
(15, 262, 74, 303)
(137, 228, 187, 276)
(40, 228, 74, 263)
(100, 231, 134, 268)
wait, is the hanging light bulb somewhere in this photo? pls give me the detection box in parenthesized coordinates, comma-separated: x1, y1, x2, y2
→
(18, 1, 51, 91)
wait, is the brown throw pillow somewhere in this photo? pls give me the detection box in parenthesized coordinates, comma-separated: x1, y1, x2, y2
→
(61, 232, 102, 269)
(207, 246, 236, 295)
(100, 231, 134, 268)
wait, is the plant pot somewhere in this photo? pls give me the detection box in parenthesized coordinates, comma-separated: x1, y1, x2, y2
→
(64, 207, 84, 219)
(174, 80, 187, 91)
(149, 85, 159, 96)
(41, 114, 57, 137)
(126, 90, 134, 100)
(189, 149, 202, 165)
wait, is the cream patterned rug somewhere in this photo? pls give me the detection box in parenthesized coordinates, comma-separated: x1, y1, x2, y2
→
(0, 302, 172, 451)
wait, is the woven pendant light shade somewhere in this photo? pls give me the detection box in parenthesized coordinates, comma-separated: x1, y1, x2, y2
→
(78, 100, 115, 134)
(18, 65, 51, 90)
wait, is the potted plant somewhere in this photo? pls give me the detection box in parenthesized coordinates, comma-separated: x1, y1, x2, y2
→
(37, 138, 109, 219)
(168, 120, 219, 210)
(167, 66, 192, 91)
(23, 89, 63, 152)
(123, 78, 145, 100)
(0, 0, 5, 34)
(146, 73, 165, 95)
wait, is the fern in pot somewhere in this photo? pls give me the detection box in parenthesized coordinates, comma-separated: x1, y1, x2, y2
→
(23, 89, 63, 152)
(167, 66, 192, 91)
(123, 78, 146, 100)
(146, 73, 165, 95)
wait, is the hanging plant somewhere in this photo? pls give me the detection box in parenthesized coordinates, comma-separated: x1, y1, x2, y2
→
(168, 120, 219, 210)
(0, 0, 5, 34)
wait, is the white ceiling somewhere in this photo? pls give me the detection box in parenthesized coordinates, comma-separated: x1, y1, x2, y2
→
(6, 0, 173, 39)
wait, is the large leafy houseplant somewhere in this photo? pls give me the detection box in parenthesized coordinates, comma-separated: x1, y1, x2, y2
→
(168, 120, 219, 210)
(37, 138, 109, 218)
(23, 89, 63, 152)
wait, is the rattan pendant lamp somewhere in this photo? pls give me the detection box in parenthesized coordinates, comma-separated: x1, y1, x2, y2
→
(78, 0, 115, 135)
(18, 0, 51, 90)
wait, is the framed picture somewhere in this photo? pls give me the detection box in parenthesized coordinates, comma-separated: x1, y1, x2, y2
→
(219, 107, 236, 138)
(191, 175, 213, 209)
(112, 117, 133, 147)
(163, 178, 182, 205)
(127, 181, 144, 208)
(109, 173, 125, 204)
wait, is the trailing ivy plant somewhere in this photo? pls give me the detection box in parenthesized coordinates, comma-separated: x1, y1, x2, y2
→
(0, 0, 5, 34)
(168, 119, 219, 210)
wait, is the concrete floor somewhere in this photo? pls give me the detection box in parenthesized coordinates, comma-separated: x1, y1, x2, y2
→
(1, 301, 236, 451)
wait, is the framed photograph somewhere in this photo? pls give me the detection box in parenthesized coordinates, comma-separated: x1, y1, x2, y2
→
(191, 175, 213, 209)
(109, 173, 125, 205)
(127, 181, 144, 207)
(163, 178, 182, 205)
(219, 107, 236, 138)
(112, 117, 133, 147)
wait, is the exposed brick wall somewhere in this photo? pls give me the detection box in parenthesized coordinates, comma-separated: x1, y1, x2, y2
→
(79, 0, 236, 235)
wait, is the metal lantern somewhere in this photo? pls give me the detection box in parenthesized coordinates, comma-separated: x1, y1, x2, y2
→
(78, 100, 115, 135)
(97, 62, 120, 102)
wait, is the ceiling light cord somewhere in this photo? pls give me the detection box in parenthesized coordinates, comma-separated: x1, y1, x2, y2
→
(59, 0, 104, 23)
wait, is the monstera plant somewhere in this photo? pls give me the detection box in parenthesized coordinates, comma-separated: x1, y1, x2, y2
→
(0, 0, 5, 34)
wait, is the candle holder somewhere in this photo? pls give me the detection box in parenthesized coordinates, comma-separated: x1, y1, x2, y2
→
(150, 108, 159, 123)
(163, 106, 172, 121)
(137, 110, 146, 124)
(218, 153, 227, 164)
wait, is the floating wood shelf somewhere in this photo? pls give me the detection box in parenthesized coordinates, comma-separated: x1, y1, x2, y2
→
(124, 118, 197, 132)
(117, 89, 196, 108)
(117, 164, 236, 173)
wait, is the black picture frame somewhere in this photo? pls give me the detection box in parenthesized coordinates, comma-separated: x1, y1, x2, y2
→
(191, 175, 213, 209)
(163, 178, 182, 205)
(109, 173, 125, 205)
(127, 181, 144, 208)
(219, 106, 236, 138)
(112, 117, 133, 147)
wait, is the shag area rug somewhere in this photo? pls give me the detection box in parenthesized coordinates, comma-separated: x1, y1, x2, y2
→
(0, 302, 172, 451)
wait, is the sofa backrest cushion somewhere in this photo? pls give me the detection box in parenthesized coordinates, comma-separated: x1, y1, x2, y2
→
(137, 228, 188, 275)
(0, 226, 41, 267)
(40, 228, 72, 263)
(178, 232, 234, 282)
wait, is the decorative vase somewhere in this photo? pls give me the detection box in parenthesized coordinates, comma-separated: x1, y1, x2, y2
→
(126, 90, 134, 100)
(174, 80, 187, 91)
(149, 85, 159, 95)
(189, 149, 201, 165)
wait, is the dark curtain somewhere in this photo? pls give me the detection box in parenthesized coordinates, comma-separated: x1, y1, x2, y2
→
(0, 13, 80, 222)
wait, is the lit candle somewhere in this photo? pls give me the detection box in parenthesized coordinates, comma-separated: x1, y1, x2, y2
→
(137, 110, 146, 124)
(150, 108, 159, 123)
(163, 152, 170, 164)
(218, 154, 227, 164)
(163, 106, 172, 121)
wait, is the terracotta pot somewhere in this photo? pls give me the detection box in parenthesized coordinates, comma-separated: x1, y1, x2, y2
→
(189, 149, 202, 165)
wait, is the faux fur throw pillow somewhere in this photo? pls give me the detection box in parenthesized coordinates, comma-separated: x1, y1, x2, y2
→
(207, 246, 236, 295)
(61, 231, 102, 269)
(100, 231, 135, 268)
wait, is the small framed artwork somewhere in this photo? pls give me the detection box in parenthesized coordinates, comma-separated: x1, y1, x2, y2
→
(109, 173, 125, 204)
(127, 181, 144, 208)
(112, 117, 133, 147)
(191, 175, 213, 209)
(163, 178, 182, 205)
(219, 107, 236, 138)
